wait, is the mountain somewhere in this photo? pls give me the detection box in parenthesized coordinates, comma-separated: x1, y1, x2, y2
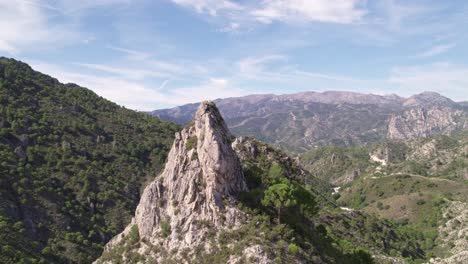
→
(96, 101, 270, 263)
(0, 57, 179, 263)
(151, 91, 467, 152)
(458, 101, 468, 107)
(98, 101, 431, 264)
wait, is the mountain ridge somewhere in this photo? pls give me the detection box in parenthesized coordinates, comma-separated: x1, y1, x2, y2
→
(151, 91, 467, 152)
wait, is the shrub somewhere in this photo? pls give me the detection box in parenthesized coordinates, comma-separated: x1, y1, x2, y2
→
(288, 243, 299, 255)
(186, 136, 197, 150)
(160, 220, 171, 238)
(128, 225, 140, 244)
(377, 202, 384, 210)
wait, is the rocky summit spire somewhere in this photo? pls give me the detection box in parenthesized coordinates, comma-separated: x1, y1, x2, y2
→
(96, 101, 249, 263)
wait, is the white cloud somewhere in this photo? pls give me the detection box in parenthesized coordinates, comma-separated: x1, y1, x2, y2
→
(171, 0, 242, 16)
(219, 22, 241, 33)
(108, 46, 185, 74)
(0, 0, 63, 53)
(171, 0, 367, 27)
(251, 0, 367, 24)
(416, 44, 455, 58)
(28, 61, 246, 110)
(75, 63, 169, 80)
(52, 0, 132, 15)
(28, 61, 171, 110)
(0, 0, 134, 54)
(159, 79, 171, 90)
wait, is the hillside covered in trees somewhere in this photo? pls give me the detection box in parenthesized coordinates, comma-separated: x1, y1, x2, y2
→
(0, 58, 179, 263)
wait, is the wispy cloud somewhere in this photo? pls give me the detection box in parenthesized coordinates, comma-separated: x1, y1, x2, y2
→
(237, 55, 288, 78)
(27, 60, 246, 110)
(0, 0, 135, 54)
(75, 63, 169, 80)
(219, 22, 241, 33)
(108, 46, 153, 61)
(416, 44, 455, 58)
(29, 61, 171, 110)
(170, 78, 245, 102)
(171, 0, 242, 16)
(0, 0, 75, 53)
(159, 79, 171, 90)
(170, 0, 368, 30)
(51, 0, 132, 16)
(345, 0, 450, 45)
(250, 0, 367, 24)
(108, 46, 184, 74)
(6, 0, 468, 110)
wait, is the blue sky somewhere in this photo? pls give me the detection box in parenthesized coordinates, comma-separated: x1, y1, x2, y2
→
(1, 0, 468, 110)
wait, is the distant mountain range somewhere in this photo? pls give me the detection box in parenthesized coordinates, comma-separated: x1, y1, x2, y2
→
(151, 91, 468, 152)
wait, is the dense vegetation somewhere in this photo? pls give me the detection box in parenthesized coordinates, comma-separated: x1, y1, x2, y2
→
(0, 58, 179, 263)
(338, 173, 467, 260)
(300, 146, 371, 184)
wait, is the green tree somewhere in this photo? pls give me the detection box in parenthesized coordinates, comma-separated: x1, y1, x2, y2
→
(293, 185, 318, 217)
(262, 181, 297, 224)
(267, 163, 284, 182)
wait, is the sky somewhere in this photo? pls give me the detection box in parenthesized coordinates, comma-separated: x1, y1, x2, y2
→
(1, 0, 468, 110)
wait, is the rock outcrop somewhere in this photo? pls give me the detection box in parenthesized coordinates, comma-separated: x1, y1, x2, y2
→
(96, 102, 268, 263)
(387, 106, 465, 140)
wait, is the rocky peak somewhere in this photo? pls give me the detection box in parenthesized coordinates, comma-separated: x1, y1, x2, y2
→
(403, 92, 455, 108)
(96, 101, 250, 263)
(190, 101, 246, 207)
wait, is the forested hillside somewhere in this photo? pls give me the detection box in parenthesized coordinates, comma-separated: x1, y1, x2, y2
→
(0, 58, 179, 263)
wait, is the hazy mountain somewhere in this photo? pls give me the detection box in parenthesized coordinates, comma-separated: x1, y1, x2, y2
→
(151, 91, 467, 152)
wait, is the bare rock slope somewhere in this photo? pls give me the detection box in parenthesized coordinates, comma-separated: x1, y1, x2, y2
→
(95, 102, 269, 263)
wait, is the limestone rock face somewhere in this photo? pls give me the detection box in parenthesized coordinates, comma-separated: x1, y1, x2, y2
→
(387, 106, 465, 140)
(96, 101, 254, 263)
